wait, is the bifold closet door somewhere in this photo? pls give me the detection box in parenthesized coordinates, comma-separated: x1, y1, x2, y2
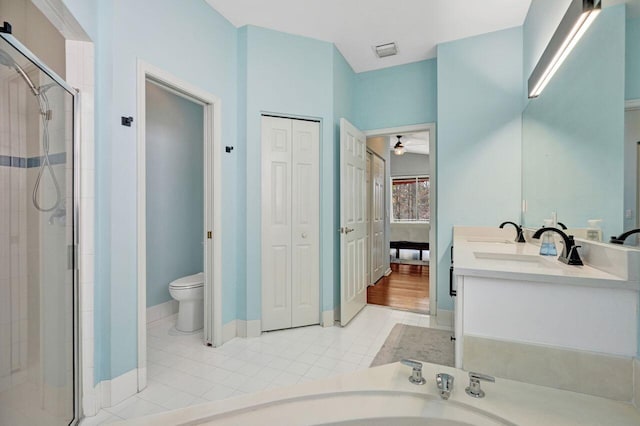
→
(262, 116, 319, 331)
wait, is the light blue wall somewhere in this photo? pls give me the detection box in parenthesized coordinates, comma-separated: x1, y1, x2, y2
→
(354, 59, 437, 131)
(628, 17, 640, 101)
(107, 0, 239, 380)
(64, 0, 239, 383)
(145, 82, 204, 308)
(241, 26, 335, 320)
(522, 6, 625, 241)
(332, 47, 356, 313)
(436, 27, 524, 311)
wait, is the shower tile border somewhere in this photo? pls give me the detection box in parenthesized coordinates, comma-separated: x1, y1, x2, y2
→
(0, 152, 66, 168)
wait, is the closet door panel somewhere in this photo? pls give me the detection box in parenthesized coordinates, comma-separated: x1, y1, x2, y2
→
(291, 120, 320, 327)
(262, 116, 293, 331)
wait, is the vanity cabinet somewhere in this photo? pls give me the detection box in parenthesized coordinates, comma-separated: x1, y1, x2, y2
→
(452, 226, 640, 401)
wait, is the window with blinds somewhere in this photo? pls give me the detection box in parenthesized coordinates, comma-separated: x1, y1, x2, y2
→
(391, 176, 430, 221)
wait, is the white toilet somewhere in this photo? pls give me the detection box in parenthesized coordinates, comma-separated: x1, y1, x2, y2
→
(168, 272, 204, 332)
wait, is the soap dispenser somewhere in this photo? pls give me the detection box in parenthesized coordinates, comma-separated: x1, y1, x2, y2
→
(540, 219, 558, 256)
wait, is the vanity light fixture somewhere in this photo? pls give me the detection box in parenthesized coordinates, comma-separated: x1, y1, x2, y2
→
(393, 135, 406, 156)
(528, 0, 601, 98)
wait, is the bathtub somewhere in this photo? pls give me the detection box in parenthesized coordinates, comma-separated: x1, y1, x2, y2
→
(120, 362, 640, 425)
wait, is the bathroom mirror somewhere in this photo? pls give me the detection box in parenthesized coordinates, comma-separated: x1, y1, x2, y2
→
(522, 2, 639, 242)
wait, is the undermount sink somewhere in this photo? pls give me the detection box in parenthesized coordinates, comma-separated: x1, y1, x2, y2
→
(473, 252, 543, 263)
(466, 237, 514, 244)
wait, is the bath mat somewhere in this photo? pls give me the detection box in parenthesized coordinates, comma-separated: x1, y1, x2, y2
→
(370, 324, 454, 368)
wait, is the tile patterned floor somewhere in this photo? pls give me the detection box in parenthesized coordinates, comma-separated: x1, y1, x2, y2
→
(81, 305, 433, 425)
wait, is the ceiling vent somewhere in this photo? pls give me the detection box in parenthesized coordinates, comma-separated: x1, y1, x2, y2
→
(374, 42, 398, 58)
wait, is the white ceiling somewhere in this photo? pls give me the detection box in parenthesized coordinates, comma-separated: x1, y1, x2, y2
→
(205, 0, 532, 73)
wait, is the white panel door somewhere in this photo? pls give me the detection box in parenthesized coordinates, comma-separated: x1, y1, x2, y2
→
(366, 153, 372, 286)
(262, 116, 293, 331)
(340, 118, 367, 326)
(262, 116, 320, 331)
(371, 154, 385, 283)
(291, 119, 320, 327)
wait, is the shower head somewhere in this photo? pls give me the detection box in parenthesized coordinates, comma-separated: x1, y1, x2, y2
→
(0, 48, 39, 96)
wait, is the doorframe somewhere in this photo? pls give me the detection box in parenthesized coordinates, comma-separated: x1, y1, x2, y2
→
(136, 60, 223, 391)
(363, 123, 437, 318)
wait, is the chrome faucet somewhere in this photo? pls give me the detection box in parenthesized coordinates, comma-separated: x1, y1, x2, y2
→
(532, 227, 583, 266)
(610, 228, 640, 245)
(400, 359, 426, 385)
(499, 221, 526, 243)
(436, 373, 454, 400)
(465, 372, 495, 398)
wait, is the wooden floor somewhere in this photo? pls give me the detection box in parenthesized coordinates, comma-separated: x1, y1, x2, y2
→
(367, 263, 429, 313)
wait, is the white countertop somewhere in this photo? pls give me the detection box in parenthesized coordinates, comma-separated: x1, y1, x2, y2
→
(452, 227, 640, 290)
(118, 361, 640, 426)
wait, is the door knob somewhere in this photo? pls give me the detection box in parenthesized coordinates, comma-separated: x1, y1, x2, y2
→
(345, 227, 355, 234)
(302, 233, 308, 239)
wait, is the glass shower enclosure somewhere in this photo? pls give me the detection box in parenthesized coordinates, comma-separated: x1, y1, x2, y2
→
(0, 31, 78, 425)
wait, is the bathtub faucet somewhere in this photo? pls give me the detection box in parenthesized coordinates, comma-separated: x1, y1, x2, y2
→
(400, 359, 426, 385)
(465, 372, 495, 398)
(436, 373, 454, 400)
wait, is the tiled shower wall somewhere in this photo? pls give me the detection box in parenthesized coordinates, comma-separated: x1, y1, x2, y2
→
(0, 73, 30, 392)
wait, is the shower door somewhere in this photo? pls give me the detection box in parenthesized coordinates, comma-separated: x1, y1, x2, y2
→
(0, 33, 78, 425)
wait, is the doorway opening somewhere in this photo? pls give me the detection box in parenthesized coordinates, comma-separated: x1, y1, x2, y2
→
(364, 125, 436, 315)
(136, 61, 222, 392)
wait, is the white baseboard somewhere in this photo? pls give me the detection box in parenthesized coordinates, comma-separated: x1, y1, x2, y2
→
(237, 320, 261, 338)
(99, 368, 138, 408)
(82, 386, 100, 417)
(435, 309, 453, 328)
(146, 300, 178, 324)
(246, 320, 261, 337)
(221, 319, 262, 344)
(222, 320, 237, 344)
(384, 268, 392, 276)
(236, 320, 246, 338)
(322, 310, 334, 327)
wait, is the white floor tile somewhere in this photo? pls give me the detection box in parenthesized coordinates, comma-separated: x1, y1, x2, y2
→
(253, 366, 281, 382)
(202, 384, 236, 401)
(304, 365, 332, 380)
(105, 396, 165, 419)
(82, 305, 430, 423)
(287, 361, 313, 376)
(236, 377, 271, 393)
(273, 371, 302, 386)
(137, 380, 196, 410)
(79, 410, 123, 425)
(267, 356, 292, 370)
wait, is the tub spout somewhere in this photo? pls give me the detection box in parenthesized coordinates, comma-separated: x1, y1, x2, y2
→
(436, 373, 454, 400)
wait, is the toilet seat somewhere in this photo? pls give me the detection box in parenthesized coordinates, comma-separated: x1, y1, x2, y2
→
(169, 272, 204, 290)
